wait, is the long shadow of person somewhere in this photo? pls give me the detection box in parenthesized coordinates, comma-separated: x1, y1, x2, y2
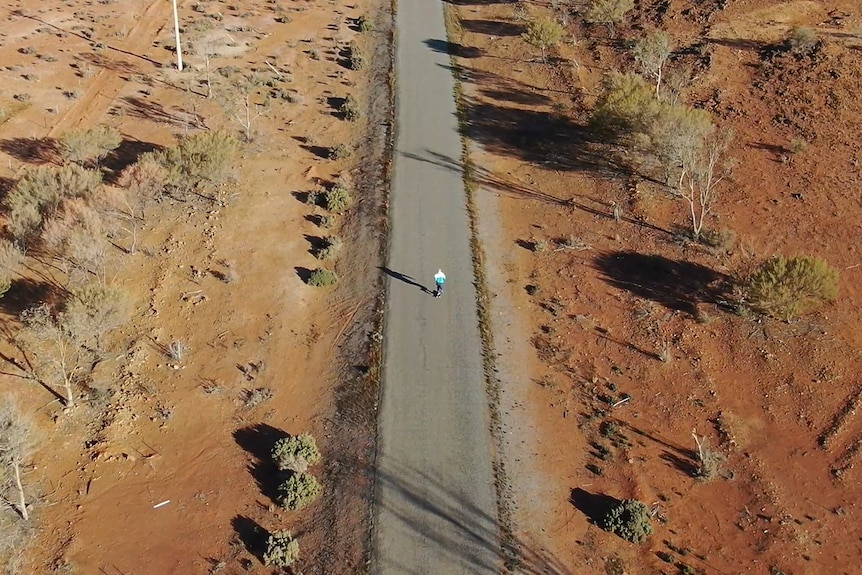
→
(380, 266, 433, 294)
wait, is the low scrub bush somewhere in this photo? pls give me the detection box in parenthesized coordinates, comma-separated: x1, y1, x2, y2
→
(590, 72, 659, 139)
(340, 94, 361, 121)
(307, 268, 337, 287)
(262, 530, 300, 567)
(327, 144, 352, 160)
(356, 14, 374, 32)
(4, 165, 102, 242)
(58, 125, 122, 165)
(346, 42, 365, 70)
(324, 183, 352, 212)
(272, 433, 321, 473)
(783, 26, 819, 56)
(277, 471, 322, 510)
(585, 0, 635, 26)
(599, 499, 653, 543)
(147, 130, 237, 192)
(746, 255, 838, 320)
(0, 240, 24, 298)
(314, 236, 342, 260)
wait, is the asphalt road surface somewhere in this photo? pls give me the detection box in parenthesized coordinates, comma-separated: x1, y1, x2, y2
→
(372, 0, 500, 574)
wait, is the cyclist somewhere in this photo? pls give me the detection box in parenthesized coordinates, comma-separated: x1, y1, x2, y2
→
(433, 269, 446, 298)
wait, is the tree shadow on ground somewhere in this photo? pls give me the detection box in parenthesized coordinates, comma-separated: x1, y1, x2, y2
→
(423, 38, 484, 58)
(233, 423, 288, 503)
(231, 515, 268, 563)
(0, 177, 14, 203)
(0, 137, 59, 164)
(0, 278, 56, 316)
(660, 450, 698, 478)
(120, 96, 203, 128)
(593, 251, 731, 316)
(569, 488, 620, 524)
(460, 19, 524, 37)
(294, 267, 314, 283)
(102, 138, 161, 179)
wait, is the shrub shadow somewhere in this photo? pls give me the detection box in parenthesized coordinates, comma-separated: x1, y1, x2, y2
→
(593, 251, 731, 316)
(301, 144, 332, 159)
(569, 488, 620, 524)
(659, 450, 698, 477)
(231, 515, 268, 563)
(423, 38, 483, 58)
(0, 278, 56, 316)
(295, 266, 314, 283)
(102, 138, 161, 178)
(0, 137, 59, 164)
(460, 19, 524, 37)
(233, 423, 289, 503)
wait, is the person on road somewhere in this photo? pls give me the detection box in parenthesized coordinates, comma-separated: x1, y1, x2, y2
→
(433, 269, 446, 298)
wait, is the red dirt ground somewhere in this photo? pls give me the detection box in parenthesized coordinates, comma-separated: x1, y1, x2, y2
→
(0, 0, 387, 573)
(452, 1, 862, 574)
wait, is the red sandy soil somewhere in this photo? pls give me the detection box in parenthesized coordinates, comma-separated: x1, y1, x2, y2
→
(0, 0, 388, 573)
(452, 1, 862, 574)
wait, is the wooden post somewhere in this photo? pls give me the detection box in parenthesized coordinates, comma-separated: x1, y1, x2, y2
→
(171, 0, 183, 71)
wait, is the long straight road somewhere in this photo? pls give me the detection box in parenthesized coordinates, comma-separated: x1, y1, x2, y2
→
(372, 0, 500, 573)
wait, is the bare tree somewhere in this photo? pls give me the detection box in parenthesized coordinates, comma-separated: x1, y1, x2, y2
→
(632, 29, 673, 97)
(0, 401, 38, 521)
(16, 305, 91, 408)
(217, 74, 270, 142)
(41, 198, 107, 283)
(63, 283, 129, 351)
(676, 128, 734, 240)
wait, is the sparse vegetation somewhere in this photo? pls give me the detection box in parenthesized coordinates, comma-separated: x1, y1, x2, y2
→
(262, 530, 300, 567)
(314, 236, 342, 260)
(272, 433, 321, 473)
(58, 125, 122, 166)
(307, 268, 338, 287)
(599, 499, 653, 543)
(327, 144, 352, 160)
(691, 430, 723, 480)
(241, 387, 273, 409)
(63, 283, 129, 351)
(167, 340, 187, 362)
(356, 14, 374, 32)
(783, 26, 819, 56)
(346, 41, 365, 70)
(746, 255, 839, 320)
(276, 471, 322, 510)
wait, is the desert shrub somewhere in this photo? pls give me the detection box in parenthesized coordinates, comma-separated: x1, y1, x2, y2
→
(584, 0, 635, 26)
(346, 42, 365, 70)
(147, 130, 237, 191)
(599, 499, 653, 543)
(58, 125, 122, 165)
(522, 16, 564, 62)
(327, 144, 352, 160)
(262, 530, 300, 567)
(118, 160, 167, 207)
(340, 94, 361, 121)
(41, 198, 106, 277)
(357, 14, 374, 32)
(324, 183, 352, 213)
(783, 26, 819, 56)
(746, 255, 838, 320)
(4, 165, 102, 241)
(632, 29, 673, 96)
(307, 268, 337, 287)
(63, 283, 128, 350)
(590, 72, 659, 139)
(314, 236, 341, 260)
(0, 240, 25, 298)
(272, 433, 321, 473)
(277, 471, 322, 510)
(692, 432, 724, 480)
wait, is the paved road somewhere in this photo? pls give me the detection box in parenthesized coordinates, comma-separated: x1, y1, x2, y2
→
(372, 1, 500, 574)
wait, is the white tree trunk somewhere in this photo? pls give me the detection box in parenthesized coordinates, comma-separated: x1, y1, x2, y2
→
(13, 460, 27, 520)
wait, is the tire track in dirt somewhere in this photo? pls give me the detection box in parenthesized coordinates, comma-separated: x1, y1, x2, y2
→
(24, 0, 170, 137)
(817, 384, 862, 479)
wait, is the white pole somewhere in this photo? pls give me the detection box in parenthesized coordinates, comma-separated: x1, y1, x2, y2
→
(171, 0, 183, 71)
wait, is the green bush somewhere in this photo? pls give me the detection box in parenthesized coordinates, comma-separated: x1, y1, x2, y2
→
(585, 0, 635, 26)
(357, 14, 374, 32)
(590, 72, 660, 138)
(599, 499, 652, 543)
(307, 268, 337, 287)
(277, 472, 322, 511)
(262, 530, 300, 567)
(271, 433, 321, 473)
(747, 255, 838, 320)
(522, 16, 564, 62)
(324, 184, 352, 212)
